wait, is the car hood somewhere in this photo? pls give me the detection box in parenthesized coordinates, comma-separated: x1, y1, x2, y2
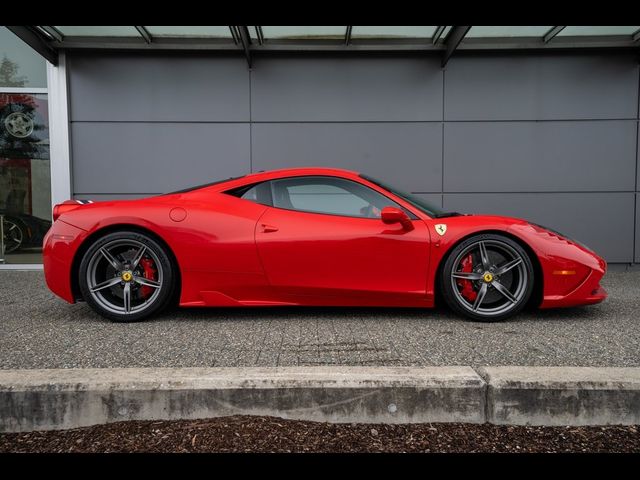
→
(435, 213, 530, 227)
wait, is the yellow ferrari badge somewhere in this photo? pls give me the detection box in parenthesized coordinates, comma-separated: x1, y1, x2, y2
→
(435, 224, 447, 236)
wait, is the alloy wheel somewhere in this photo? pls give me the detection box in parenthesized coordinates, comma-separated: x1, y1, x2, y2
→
(85, 238, 164, 315)
(449, 239, 528, 318)
(2, 219, 24, 253)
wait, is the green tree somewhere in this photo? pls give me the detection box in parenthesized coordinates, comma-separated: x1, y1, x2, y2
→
(0, 55, 27, 87)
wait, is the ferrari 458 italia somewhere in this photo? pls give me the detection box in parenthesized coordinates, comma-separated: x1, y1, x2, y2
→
(43, 168, 607, 322)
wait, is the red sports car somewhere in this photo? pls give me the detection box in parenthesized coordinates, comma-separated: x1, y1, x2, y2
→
(43, 167, 607, 323)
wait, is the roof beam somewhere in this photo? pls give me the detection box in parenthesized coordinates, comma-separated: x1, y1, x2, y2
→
(254, 26, 264, 45)
(345, 26, 352, 45)
(237, 26, 252, 68)
(543, 26, 566, 43)
(5, 26, 58, 65)
(632, 28, 640, 42)
(39, 26, 64, 42)
(229, 26, 239, 44)
(442, 26, 471, 67)
(135, 26, 151, 44)
(432, 26, 446, 44)
(33, 36, 640, 53)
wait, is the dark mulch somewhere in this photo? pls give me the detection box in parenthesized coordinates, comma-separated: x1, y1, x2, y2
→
(1, 416, 638, 453)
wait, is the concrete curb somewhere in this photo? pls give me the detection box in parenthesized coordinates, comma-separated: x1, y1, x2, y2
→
(1, 366, 639, 432)
(0, 367, 485, 432)
(479, 366, 640, 426)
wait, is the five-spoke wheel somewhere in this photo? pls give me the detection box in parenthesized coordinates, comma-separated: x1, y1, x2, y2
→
(78, 231, 175, 322)
(440, 234, 534, 322)
(2, 217, 24, 253)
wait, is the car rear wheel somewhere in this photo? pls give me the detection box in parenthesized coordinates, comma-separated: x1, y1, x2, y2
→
(440, 233, 534, 322)
(78, 231, 175, 322)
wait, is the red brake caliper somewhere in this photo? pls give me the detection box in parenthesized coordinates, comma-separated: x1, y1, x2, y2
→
(456, 254, 477, 302)
(139, 257, 157, 299)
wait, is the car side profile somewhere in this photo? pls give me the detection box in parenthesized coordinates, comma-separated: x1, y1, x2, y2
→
(43, 167, 607, 323)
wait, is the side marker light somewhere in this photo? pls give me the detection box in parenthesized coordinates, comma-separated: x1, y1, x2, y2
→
(552, 270, 576, 275)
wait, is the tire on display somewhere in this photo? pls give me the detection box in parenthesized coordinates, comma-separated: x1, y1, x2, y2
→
(2, 217, 25, 253)
(439, 233, 535, 322)
(78, 230, 175, 323)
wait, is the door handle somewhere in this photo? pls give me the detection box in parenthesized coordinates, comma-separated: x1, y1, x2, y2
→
(260, 224, 279, 233)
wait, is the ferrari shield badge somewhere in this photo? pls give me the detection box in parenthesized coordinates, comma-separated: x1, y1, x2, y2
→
(435, 224, 447, 236)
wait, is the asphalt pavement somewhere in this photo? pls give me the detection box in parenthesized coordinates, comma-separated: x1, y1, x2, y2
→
(1, 270, 639, 369)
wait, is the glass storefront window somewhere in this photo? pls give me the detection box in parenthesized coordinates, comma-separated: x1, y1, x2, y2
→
(0, 93, 51, 264)
(0, 27, 51, 265)
(0, 27, 47, 88)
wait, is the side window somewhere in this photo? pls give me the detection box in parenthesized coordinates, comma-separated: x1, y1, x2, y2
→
(229, 182, 273, 205)
(269, 176, 406, 219)
(241, 185, 258, 201)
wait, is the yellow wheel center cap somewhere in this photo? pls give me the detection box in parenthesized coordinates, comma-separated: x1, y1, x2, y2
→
(483, 272, 494, 283)
(121, 271, 133, 282)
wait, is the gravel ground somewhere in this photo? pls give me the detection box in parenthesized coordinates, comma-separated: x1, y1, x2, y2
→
(1, 416, 638, 453)
(1, 270, 639, 369)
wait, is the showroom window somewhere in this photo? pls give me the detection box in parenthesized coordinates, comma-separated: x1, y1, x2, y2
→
(0, 27, 51, 266)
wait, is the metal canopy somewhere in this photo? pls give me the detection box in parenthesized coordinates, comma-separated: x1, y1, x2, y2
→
(8, 26, 640, 68)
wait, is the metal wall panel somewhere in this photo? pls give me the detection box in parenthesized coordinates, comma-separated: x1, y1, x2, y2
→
(68, 53, 250, 122)
(251, 123, 442, 193)
(636, 195, 640, 264)
(251, 56, 443, 121)
(637, 122, 640, 194)
(443, 193, 635, 263)
(412, 194, 443, 209)
(445, 53, 639, 120)
(71, 122, 251, 194)
(66, 51, 640, 263)
(74, 194, 156, 201)
(444, 121, 637, 192)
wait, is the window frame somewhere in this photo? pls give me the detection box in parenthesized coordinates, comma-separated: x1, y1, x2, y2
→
(225, 175, 418, 220)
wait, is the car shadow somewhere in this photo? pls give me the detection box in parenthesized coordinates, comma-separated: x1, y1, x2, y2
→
(152, 304, 448, 323)
(523, 304, 606, 322)
(150, 303, 604, 324)
(72, 299, 604, 325)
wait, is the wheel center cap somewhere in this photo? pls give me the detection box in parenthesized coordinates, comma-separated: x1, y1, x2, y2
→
(483, 272, 494, 283)
(121, 271, 133, 282)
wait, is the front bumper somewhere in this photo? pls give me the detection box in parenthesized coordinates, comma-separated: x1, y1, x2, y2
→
(540, 269, 607, 308)
(508, 223, 608, 309)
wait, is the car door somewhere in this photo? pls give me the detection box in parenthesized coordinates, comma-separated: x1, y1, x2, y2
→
(252, 176, 431, 305)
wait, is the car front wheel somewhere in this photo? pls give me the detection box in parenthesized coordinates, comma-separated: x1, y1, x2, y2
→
(440, 233, 534, 322)
(78, 230, 175, 322)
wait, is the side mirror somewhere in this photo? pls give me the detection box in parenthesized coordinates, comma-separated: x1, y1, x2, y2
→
(381, 206, 414, 231)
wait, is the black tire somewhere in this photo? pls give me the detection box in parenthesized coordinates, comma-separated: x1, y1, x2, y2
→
(78, 230, 175, 322)
(439, 233, 534, 322)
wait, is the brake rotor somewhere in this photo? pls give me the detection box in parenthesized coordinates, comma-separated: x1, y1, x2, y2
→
(103, 248, 156, 300)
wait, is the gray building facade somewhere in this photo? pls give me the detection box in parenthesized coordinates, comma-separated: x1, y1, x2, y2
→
(67, 51, 639, 264)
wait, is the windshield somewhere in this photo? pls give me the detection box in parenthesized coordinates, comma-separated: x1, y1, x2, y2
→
(359, 174, 454, 218)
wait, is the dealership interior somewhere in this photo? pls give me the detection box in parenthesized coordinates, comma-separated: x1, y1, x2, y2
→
(1, 26, 640, 267)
